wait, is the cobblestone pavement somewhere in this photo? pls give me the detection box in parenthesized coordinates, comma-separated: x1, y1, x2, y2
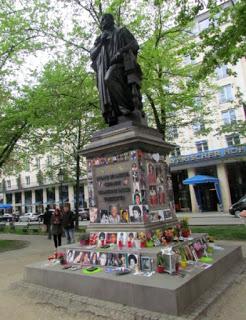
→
(0, 234, 245, 320)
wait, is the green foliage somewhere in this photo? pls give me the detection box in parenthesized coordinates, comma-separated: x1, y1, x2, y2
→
(9, 57, 103, 180)
(0, 0, 237, 171)
(176, 0, 246, 75)
(0, 239, 29, 252)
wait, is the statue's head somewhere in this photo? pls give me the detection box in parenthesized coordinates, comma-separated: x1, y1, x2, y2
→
(100, 13, 114, 31)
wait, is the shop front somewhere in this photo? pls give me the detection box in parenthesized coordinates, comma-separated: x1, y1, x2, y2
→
(170, 145, 246, 213)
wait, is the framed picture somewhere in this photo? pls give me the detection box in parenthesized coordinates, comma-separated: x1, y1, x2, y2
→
(107, 253, 120, 267)
(158, 210, 165, 221)
(128, 254, 139, 270)
(140, 256, 153, 272)
(98, 252, 108, 266)
(106, 232, 117, 244)
(184, 245, 194, 261)
(149, 186, 158, 206)
(133, 191, 142, 205)
(108, 205, 121, 223)
(98, 232, 107, 246)
(81, 251, 91, 266)
(157, 185, 165, 205)
(100, 209, 109, 224)
(147, 162, 156, 185)
(120, 209, 129, 223)
(73, 251, 84, 264)
(89, 232, 98, 246)
(90, 207, 100, 223)
(117, 253, 127, 267)
(164, 209, 172, 220)
(190, 246, 199, 262)
(90, 252, 99, 265)
(66, 249, 75, 264)
(117, 232, 127, 246)
(142, 205, 149, 222)
(129, 205, 143, 223)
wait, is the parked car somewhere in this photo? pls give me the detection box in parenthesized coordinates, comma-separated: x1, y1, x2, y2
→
(19, 213, 39, 222)
(229, 195, 246, 216)
(79, 208, 89, 221)
(37, 213, 45, 222)
(0, 214, 13, 222)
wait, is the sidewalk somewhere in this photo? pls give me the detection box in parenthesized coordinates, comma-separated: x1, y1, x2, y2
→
(176, 212, 245, 226)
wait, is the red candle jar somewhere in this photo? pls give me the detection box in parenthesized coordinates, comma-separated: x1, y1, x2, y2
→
(140, 241, 146, 248)
(118, 240, 123, 249)
(127, 241, 132, 248)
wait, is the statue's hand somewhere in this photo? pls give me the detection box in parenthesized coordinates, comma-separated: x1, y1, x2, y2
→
(110, 52, 122, 65)
(100, 32, 109, 44)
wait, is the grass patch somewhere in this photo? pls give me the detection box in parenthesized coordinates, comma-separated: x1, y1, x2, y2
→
(192, 225, 246, 240)
(0, 240, 29, 252)
(0, 226, 46, 236)
(0, 225, 87, 236)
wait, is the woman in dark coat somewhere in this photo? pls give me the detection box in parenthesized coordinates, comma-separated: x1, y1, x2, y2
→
(51, 208, 63, 249)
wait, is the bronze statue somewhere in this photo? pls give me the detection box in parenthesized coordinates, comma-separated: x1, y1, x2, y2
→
(90, 13, 144, 126)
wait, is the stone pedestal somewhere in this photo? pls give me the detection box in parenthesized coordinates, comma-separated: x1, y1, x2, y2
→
(80, 122, 177, 243)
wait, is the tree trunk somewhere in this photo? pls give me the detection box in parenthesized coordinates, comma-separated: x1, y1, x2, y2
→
(75, 120, 81, 230)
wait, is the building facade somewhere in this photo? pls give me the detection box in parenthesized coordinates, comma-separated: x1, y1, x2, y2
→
(169, 1, 246, 213)
(0, 155, 88, 214)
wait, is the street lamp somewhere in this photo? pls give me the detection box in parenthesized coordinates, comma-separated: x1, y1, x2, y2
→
(58, 168, 64, 209)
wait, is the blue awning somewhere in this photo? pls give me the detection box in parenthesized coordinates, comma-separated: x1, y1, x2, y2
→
(0, 204, 12, 209)
(183, 175, 219, 185)
(183, 175, 222, 209)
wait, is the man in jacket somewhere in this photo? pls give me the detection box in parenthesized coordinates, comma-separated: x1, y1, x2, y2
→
(63, 204, 75, 244)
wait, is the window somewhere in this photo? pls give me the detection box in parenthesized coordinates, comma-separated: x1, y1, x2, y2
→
(6, 180, 11, 188)
(194, 96, 202, 107)
(167, 126, 179, 140)
(195, 140, 208, 152)
(221, 109, 236, 125)
(226, 134, 240, 147)
(219, 84, 234, 103)
(59, 153, 64, 163)
(25, 176, 30, 185)
(35, 158, 40, 169)
(171, 147, 181, 157)
(191, 22, 199, 35)
(47, 155, 52, 166)
(24, 161, 30, 171)
(192, 121, 205, 133)
(216, 65, 228, 80)
(198, 18, 209, 32)
(183, 55, 195, 65)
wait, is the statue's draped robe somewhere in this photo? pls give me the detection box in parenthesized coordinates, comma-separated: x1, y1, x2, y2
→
(90, 27, 142, 123)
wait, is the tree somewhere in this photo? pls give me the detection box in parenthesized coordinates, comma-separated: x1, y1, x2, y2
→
(138, 1, 214, 141)
(176, 0, 246, 139)
(9, 57, 103, 226)
(64, 0, 214, 142)
(0, 0, 69, 168)
(176, 0, 246, 76)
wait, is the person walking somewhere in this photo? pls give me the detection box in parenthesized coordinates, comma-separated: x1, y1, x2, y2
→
(51, 208, 63, 250)
(43, 205, 53, 239)
(63, 204, 75, 244)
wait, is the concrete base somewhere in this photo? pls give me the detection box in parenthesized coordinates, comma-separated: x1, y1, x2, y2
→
(86, 220, 178, 233)
(81, 121, 175, 158)
(24, 243, 242, 316)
